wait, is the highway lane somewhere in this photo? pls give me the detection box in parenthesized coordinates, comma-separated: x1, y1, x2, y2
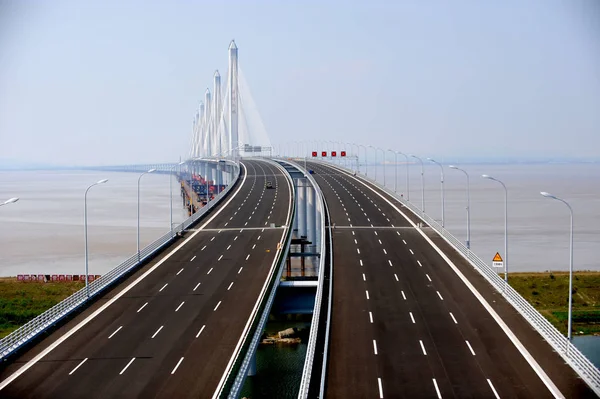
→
(309, 161, 558, 398)
(0, 159, 292, 399)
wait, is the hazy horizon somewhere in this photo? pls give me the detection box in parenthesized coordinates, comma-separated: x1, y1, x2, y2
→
(1, 1, 599, 165)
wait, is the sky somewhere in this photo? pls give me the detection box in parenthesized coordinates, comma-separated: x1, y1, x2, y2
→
(0, 0, 599, 166)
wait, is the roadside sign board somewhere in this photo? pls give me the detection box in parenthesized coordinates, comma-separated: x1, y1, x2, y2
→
(341, 151, 346, 157)
(312, 151, 317, 157)
(492, 252, 504, 268)
(332, 151, 337, 157)
(321, 151, 327, 157)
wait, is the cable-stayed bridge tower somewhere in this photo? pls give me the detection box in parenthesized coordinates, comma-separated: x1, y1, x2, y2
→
(189, 40, 271, 160)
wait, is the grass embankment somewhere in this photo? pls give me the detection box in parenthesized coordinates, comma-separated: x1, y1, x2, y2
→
(0, 278, 84, 338)
(510, 272, 600, 335)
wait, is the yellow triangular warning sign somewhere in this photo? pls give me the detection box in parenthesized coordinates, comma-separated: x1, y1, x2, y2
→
(492, 252, 503, 262)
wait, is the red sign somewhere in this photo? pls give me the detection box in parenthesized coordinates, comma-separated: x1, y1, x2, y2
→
(332, 151, 337, 157)
(321, 151, 327, 157)
(311, 151, 317, 157)
(341, 151, 347, 157)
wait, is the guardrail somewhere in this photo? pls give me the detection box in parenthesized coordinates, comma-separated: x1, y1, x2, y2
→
(281, 160, 327, 399)
(0, 161, 241, 361)
(220, 159, 295, 398)
(321, 159, 600, 396)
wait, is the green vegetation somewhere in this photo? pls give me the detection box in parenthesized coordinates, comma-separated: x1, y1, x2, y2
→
(0, 278, 84, 338)
(509, 272, 600, 335)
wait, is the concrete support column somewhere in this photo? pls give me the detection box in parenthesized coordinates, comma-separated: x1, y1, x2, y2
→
(298, 179, 307, 238)
(293, 179, 299, 233)
(307, 185, 317, 249)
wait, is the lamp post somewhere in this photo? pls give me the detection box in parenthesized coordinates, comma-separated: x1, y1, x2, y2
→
(138, 169, 156, 261)
(0, 197, 19, 207)
(411, 155, 425, 213)
(170, 162, 186, 235)
(388, 149, 398, 192)
(398, 151, 410, 201)
(449, 165, 471, 249)
(427, 158, 445, 227)
(84, 179, 108, 298)
(368, 146, 385, 186)
(540, 191, 574, 343)
(357, 144, 367, 176)
(482, 174, 508, 284)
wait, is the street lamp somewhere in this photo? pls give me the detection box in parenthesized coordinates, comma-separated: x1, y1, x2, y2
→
(84, 179, 108, 298)
(357, 144, 367, 176)
(0, 198, 19, 207)
(137, 169, 156, 261)
(410, 155, 425, 213)
(540, 191, 574, 343)
(482, 174, 508, 284)
(368, 146, 385, 186)
(170, 162, 186, 235)
(427, 158, 445, 227)
(388, 149, 397, 192)
(398, 151, 410, 201)
(449, 165, 471, 249)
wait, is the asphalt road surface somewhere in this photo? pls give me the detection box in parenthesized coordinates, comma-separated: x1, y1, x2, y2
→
(309, 161, 568, 399)
(0, 159, 292, 399)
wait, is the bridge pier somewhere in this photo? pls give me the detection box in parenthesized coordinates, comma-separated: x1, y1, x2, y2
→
(298, 178, 307, 238)
(307, 184, 317, 250)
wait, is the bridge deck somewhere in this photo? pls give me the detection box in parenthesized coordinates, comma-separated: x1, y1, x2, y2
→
(0, 159, 292, 399)
(310, 161, 593, 398)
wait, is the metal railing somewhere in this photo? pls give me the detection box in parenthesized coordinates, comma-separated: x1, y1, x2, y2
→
(321, 160, 600, 396)
(284, 160, 327, 399)
(0, 162, 241, 361)
(220, 159, 295, 398)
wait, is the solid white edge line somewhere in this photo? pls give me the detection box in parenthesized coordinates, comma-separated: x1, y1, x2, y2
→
(171, 357, 184, 374)
(68, 358, 88, 375)
(432, 378, 442, 398)
(0, 163, 250, 391)
(487, 379, 501, 399)
(328, 162, 564, 399)
(378, 377, 384, 398)
(119, 358, 136, 375)
(212, 159, 293, 398)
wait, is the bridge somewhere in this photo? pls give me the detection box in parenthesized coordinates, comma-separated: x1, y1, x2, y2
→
(0, 41, 599, 399)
